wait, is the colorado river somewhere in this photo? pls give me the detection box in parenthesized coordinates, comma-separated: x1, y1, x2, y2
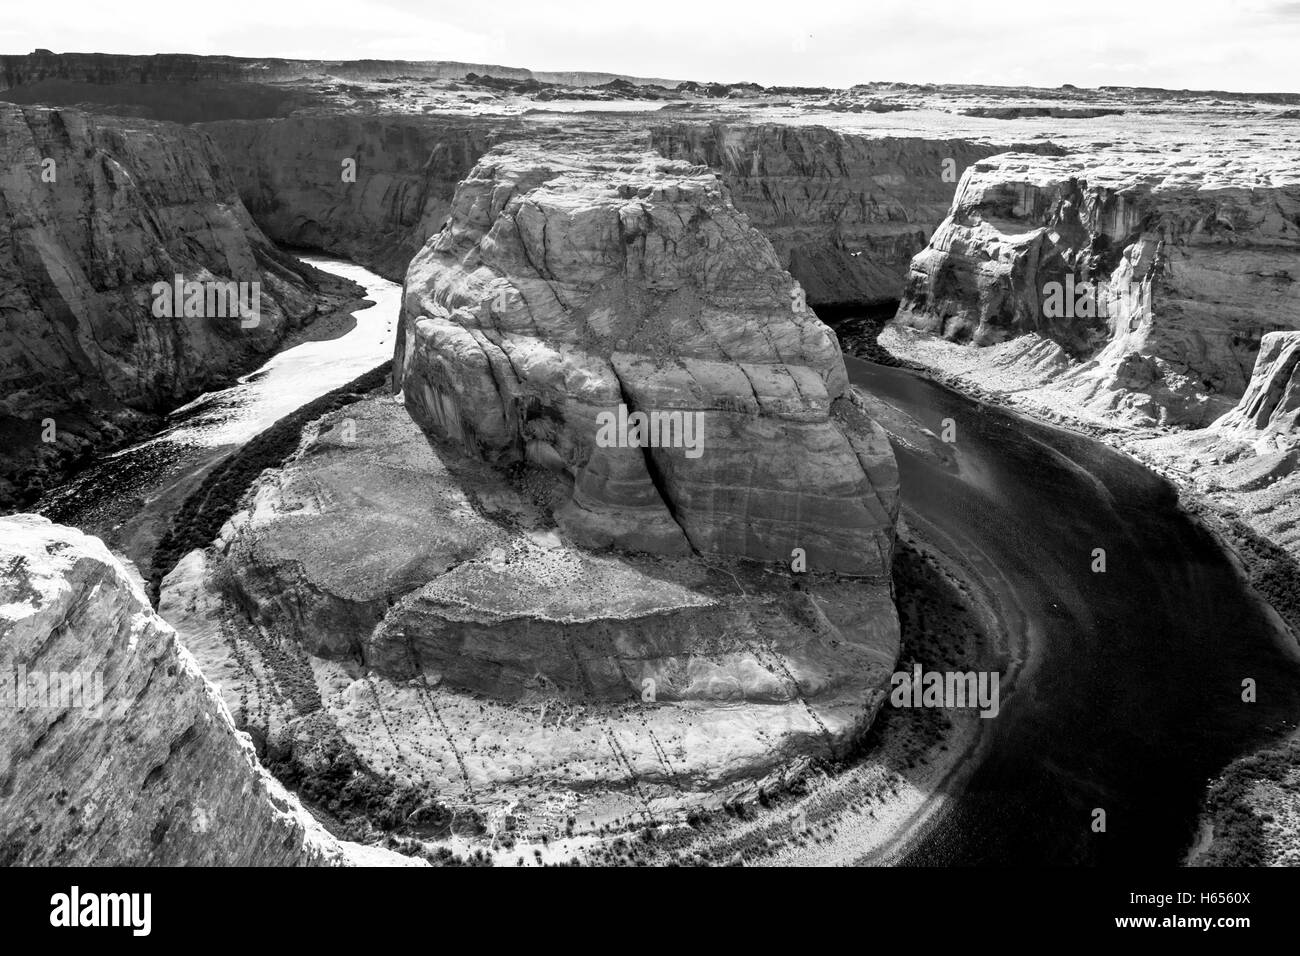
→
(848, 356, 1300, 865)
(159, 256, 402, 448)
(36, 256, 401, 566)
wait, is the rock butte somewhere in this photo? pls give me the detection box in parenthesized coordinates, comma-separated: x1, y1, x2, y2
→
(394, 142, 899, 574)
(161, 145, 903, 827)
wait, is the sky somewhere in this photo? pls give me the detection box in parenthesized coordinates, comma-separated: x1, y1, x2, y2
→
(3, 0, 1299, 93)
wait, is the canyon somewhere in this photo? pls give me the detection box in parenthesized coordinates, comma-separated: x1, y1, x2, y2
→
(647, 123, 1055, 305)
(885, 150, 1300, 574)
(0, 103, 359, 510)
(203, 116, 509, 280)
(1, 51, 1298, 866)
(894, 152, 1300, 429)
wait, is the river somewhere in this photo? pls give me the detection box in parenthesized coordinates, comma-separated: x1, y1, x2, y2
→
(36, 256, 401, 566)
(847, 356, 1300, 865)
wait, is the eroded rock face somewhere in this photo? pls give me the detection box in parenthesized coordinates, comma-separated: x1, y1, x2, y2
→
(394, 143, 899, 575)
(164, 397, 901, 825)
(1119, 331, 1300, 565)
(0, 515, 418, 866)
(204, 116, 510, 281)
(0, 52, 679, 97)
(0, 52, 319, 90)
(1215, 331, 1300, 440)
(650, 122, 1049, 305)
(896, 153, 1300, 426)
(0, 104, 352, 507)
(164, 145, 904, 825)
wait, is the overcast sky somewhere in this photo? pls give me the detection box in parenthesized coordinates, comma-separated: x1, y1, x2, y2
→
(4, 0, 1298, 92)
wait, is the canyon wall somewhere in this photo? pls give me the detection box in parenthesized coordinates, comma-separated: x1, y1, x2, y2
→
(0, 104, 354, 508)
(0, 54, 324, 122)
(1120, 330, 1300, 567)
(394, 141, 899, 574)
(203, 116, 513, 281)
(204, 117, 1055, 319)
(649, 122, 1037, 305)
(0, 52, 681, 93)
(894, 152, 1300, 427)
(0, 53, 327, 89)
(1197, 330, 1300, 557)
(0, 53, 681, 122)
(1215, 331, 1300, 439)
(0, 515, 418, 866)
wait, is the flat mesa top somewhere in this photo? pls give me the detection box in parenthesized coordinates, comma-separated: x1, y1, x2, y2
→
(960, 151, 1300, 194)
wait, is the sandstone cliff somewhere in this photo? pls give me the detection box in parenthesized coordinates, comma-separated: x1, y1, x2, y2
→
(205, 116, 1038, 317)
(203, 115, 510, 281)
(0, 104, 354, 509)
(1113, 329, 1300, 572)
(1215, 331, 1300, 440)
(649, 122, 1043, 305)
(393, 142, 899, 574)
(0, 514, 419, 865)
(894, 152, 1300, 427)
(0, 52, 681, 95)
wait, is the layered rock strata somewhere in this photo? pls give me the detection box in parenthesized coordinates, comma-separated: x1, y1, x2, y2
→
(394, 142, 899, 575)
(649, 122, 1053, 304)
(0, 104, 353, 507)
(894, 152, 1300, 427)
(1127, 331, 1300, 561)
(0, 514, 418, 866)
(163, 397, 901, 826)
(1215, 331, 1300, 440)
(163, 143, 903, 829)
(203, 116, 512, 280)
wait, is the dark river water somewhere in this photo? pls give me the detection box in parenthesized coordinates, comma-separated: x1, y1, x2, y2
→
(847, 356, 1300, 866)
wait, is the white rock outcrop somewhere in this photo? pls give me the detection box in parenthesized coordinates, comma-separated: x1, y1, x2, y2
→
(896, 153, 1300, 427)
(0, 515, 420, 866)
